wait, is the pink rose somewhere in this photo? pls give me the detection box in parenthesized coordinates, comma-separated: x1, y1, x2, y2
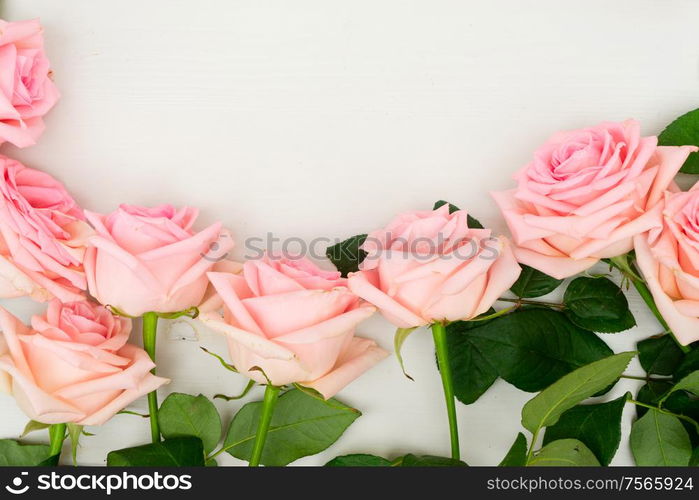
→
(492, 120, 697, 279)
(0, 156, 89, 302)
(0, 299, 168, 425)
(634, 182, 699, 345)
(84, 204, 234, 317)
(202, 255, 387, 397)
(347, 205, 521, 328)
(0, 19, 60, 148)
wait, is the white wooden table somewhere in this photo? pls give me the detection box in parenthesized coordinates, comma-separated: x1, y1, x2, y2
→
(1, 0, 698, 465)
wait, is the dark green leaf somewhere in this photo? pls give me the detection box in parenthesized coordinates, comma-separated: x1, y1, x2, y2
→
(499, 433, 528, 466)
(636, 381, 673, 417)
(456, 308, 613, 393)
(158, 393, 222, 454)
(528, 439, 600, 466)
(326, 234, 367, 277)
(107, 437, 205, 466)
(563, 277, 635, 333)
(635, 381, 699, 446)
(325, 454, 391, 467)
(543, 393, 628, 465)
(37, 454, 60, 466)
(433, 200, 484, 228)
(223, 388, 360, 466)
(510, 265, 564, 298)
(675, 349, 699, 381)
(399, 454, 467, 467)
(660, 371, 699, 405)
(690, 447, 699, 466)
(446, 317, 500, 404)
(665, 392, 699, 447)
(522, 352, 635, 433)
(638, 334, 686, 376)
(658, 108, 699, 174)
(0, 439, 52, 466)
(630, 409, 692, 466)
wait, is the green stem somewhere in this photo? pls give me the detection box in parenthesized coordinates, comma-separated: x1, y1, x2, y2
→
(48, 423, 66, 459)
(607, 256, 690, 353)
(249, 384, 280, 467)
(497, 297, 565, 309)
(526, 427, 541, 464)
(431, 322, 460, 461)
(142, 312, 161, 443)
(628, 399, 699, 434)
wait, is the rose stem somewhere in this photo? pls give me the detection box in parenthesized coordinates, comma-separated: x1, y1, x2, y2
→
(142, 311, 161, 442)
(607, 256, 690, 354)
(249, 384, 281, 467)
(48, 423, 66, 460)
(431, 322, 460, 461)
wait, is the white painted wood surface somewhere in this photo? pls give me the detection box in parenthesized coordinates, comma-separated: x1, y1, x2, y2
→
(1, 0, 698, 466)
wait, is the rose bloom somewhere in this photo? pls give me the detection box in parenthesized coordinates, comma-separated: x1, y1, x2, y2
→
(0, 19, 60, 148)
(84, 204, 234, 317)
(0, 299, 168, 425)
(201, 255, 387, 397)
(492, 120, 697, 279)
(0, 156, 90, 302)
(347, 204, 521, 328)
(634, 182, 699, 345)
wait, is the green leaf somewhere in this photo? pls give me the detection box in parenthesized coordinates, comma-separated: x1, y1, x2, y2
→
(20, 420, 50, 438)
(215, 379, 256, 401)
(107, 437, 205, 466)
(326, 234, 368, 277)
(200, 346, 238, 372)
(660, 371, 699, 406)
(528, 439, 600, 466)
(37, 454, 60, 466)
(0, 439, 52, 466)
(158, 393, 222, 454)
(325, 454, 392, 467)
(433, 200, 483, 228)
(446, 318, 499, 404)
(630, 409, 692, 466)
(394, 327, 418, 380)
(522, 352, 635, 433)
(636, 381, 699, 446)
(675, 349, 699, 381)
(663, 393, 699, 447)
(563, 277, 635, 333)
(638, 334, 686, 376)
(636, 381, 673, 414)
(658, 108, 699, 174)
(543, 393, 628, 466)
(690, 447, 699, 466)
(453, 308, 613, 394)
(499, 433, 528, 466)
(223, 388, 360, 466)
(510, 265, 564, 298)
(399, 454, 467, 467)
(67, 424, 83, 466)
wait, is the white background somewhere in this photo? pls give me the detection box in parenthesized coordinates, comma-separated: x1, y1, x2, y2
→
(1, 0, 698, 466)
